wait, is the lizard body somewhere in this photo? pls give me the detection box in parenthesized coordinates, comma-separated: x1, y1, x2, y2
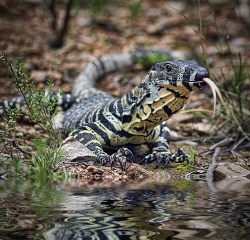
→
(63, 58, 208, 167)
(0, 50, 209, 167)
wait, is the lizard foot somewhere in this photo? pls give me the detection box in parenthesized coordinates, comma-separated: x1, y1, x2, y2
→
(96, 148, 134, 171)
(175, 148, 189, 163)
(140, 148, 189, 167)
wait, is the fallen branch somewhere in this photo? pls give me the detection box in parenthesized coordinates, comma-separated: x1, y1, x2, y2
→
(206, 147, 220, 188)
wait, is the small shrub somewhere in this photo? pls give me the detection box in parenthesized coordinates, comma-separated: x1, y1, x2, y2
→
(188, 146, 197, 165)
(29, 138, 63, 181)
(0, 53, 64, 180)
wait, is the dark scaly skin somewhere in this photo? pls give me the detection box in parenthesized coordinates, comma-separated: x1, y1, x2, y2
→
(63, 60, 208, 168)
(0, 51, 209, 169)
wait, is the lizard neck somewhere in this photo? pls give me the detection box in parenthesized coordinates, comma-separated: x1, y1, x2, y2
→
(120, 75, 191, 135)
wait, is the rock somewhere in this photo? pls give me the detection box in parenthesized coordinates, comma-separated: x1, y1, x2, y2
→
(214, 162, 250, 190)
(191, 122, 214, 134)
(53, 111, 65, 131)
(146, 8, 162, 17)
(61, 137, 96, 164)
(230, 37, 249, 54)
(236, 0, 250, 24)
(147, 16, 182, 35)
(31, 70, 62, 83)
(0, 171, 8, 180)
(215, 162, 250, 179)
(93, 168, 104, 175)
(86, 166, 95, 172)
(59, 139, 162, 182)
(163, 1, 186, 15)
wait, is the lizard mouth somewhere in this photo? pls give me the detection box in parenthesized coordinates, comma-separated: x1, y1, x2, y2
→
(186, 77, 226, 118)
(189, 79, 204, 83)
(188, 78, 207, 89)
(200, 77, 226, 118)
(188, 77, 207, 83)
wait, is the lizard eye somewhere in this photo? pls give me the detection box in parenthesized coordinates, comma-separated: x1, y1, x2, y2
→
(166, 64, 172, 72)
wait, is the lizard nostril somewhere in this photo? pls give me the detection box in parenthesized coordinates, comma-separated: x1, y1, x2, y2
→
(195, 68, 209, 80)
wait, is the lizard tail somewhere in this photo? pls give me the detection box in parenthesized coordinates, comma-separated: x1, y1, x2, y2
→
(72, 48, 173, 97)
(0, 92, 77, 117)
(0, 48, 172, 116)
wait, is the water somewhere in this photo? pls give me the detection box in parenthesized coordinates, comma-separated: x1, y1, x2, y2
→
(0, 178, 249, 240)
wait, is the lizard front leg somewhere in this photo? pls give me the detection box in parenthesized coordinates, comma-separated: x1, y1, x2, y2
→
(69, 123, 134, 170)
(141, 123, 189, 167)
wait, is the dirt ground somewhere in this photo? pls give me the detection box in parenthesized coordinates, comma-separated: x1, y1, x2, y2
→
(0, 0, 249, 179)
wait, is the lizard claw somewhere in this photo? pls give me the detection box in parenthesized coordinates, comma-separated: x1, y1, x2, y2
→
(111, 156, 127, 171)
(141, 148, 175, 167)
(118, 147, 134, 163)
(96, 154, 111, 166)
(140, 154, 155, 165)
(111, 147, 134, 171)
(96, 147, 134, 171)
(140, 148, 189, 167)
(175, 148, 189, 163)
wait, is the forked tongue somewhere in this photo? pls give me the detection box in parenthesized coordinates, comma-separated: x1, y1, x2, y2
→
(202, 78, 226, 118)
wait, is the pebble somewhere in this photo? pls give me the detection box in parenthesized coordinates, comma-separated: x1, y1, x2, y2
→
(93, 168, 104, 175)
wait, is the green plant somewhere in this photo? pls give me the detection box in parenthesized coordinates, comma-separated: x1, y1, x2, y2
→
(220, 53, 249, 134)
(176, 165, 194, 173)
(88, 0, 114, 18)
(11, 156, 23, 175)
(1, 52, 62, 146)
(0, 108, 26, 159)
(0, 155, 30, 179)
(193, 1, 249, 153)
(0, 109, 20, 148)
(188, 146, 197, 165)
(0, 53, 64, 180)
(128, 0, 142, 18)
(135, 52, 172, 69)
(29, 138, 63, 181)
(210, 54, 250, 152)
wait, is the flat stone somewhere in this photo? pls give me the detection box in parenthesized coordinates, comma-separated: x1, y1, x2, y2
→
(61, 137, 96, 164)
(31, 70, 62, 83)
(214, 162, 250, 190)
(215, 162, 250, 180)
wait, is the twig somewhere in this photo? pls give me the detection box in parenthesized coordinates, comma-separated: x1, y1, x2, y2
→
(206, 147, 220, 189)
(11, 140, 32, 157)
(209, 137, 233, 151)
(232, 136, 247, 151)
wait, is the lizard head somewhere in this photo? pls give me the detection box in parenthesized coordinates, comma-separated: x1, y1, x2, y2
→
(148, 60, 209, 90)
(121, 60, 209, 135)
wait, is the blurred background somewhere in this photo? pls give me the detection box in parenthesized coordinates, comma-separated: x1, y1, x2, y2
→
(0, 0, 249, 160)
(0, 0, 249, 93)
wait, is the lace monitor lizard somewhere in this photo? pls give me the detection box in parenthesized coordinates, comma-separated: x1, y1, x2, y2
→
(0, 49, 209, 169)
